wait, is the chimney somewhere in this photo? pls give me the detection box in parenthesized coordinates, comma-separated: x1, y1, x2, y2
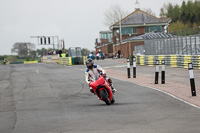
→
(135, 0, 140, 11)
(95, 38, 99, 47)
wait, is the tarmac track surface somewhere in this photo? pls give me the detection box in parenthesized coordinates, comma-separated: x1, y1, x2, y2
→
(0, 63, 200, 133)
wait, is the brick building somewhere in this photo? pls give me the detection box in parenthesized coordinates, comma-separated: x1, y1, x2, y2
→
(95, 30, 113, 57)
(95, 8, 171, 58)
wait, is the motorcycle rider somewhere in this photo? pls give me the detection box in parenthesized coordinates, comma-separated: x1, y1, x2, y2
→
(85, 58, 117, 93)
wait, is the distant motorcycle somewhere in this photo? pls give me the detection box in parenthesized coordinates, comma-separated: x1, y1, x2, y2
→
(89, 76, 115, 105)
(96, 53, 100, 60)
(88, 54, 95, 60)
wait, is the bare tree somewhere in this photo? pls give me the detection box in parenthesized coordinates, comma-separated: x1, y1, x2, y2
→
(103, 4, 129, 27)
(11, 42, 35, 57)
(159, 3, 168, 18)
(142, 8, 156, 16)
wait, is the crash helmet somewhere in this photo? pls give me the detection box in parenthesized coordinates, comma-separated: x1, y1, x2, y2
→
(85, 58, 94, 69)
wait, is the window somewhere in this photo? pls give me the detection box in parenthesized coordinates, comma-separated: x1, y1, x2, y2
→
(108, 33, 112, 42)
(133, 27, 137, 34)
(156, 26, 162, 32)
(121, 27, 137, 35)
(145, 26, 162, 33)
(126, 28, 132, 34)
(122, 28, 126, 35)
(100, 32, 112, 42)
(101, 33, 108, 39)
(150, 26, 156, 32)
(145, 27, 150, 33)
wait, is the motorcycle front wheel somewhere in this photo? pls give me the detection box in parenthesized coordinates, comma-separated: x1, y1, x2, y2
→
(99, 89, 111, 105)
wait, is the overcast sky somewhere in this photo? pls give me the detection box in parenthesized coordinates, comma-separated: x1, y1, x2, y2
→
(0, 0, 186, 55)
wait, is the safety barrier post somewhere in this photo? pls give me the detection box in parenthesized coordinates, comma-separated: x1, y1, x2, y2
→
(170, 55, 177, 67)
(127, 58, 131, 78)
(161, 60, 165, 84)
(158, 55, 165, 66)
(133, 57, 136, 78)
(137, 55, 140, 65)
(140, 55, 145, 66)
(148, 55, 154, 66)
(198, 55, 200, 69)
(188, 63, 196, 96)
(184, 55, 192, 68)
(155, 60, 159, 84)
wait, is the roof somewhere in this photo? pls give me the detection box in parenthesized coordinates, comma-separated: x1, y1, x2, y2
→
(141, 32, 175, 40)
(121, 32, 176, 43)
(99, 30, 112, 34)
(160, 17, 171, 23)
(121, 36, 143, 43)
(112, 10, 166, 27)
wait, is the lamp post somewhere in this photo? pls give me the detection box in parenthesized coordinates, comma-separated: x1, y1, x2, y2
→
(119, 12, 122, 58)
(116, 29, 122, 58)
(116, 30, 120, 54)
(116, 30, 120, 43)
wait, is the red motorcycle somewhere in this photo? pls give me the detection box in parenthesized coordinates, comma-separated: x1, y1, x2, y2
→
(89, 76, 115, 105)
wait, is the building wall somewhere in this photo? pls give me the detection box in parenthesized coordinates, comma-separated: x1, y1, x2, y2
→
(96, 44, 113, 57)
(112, 26, 165, 43)
(96, 26, 165, 58)
(113, 41, 144, 58)
(100, 39, 110, 45)
(137, 27, 145, 35)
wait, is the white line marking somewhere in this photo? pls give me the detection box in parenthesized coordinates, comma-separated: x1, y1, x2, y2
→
(112, 77, 200, 109)
(36, 69, 39, 74)
(104, 65, 126, 68)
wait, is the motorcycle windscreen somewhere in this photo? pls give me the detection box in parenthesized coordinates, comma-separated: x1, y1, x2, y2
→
(90, 77, 105, 89)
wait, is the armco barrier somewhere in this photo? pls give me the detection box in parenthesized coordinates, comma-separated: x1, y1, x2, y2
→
(192, 55, 198, 68)
(158, 55, 165, 65)
(148, 56, 154, 66)
(137, 55, 140, 65)
(165, 55, 170, 66)
(170, 55, 177, 67)
(136, 55, 199, 69)
(183, 55, 192, 68)
(199, 56, 200, 69)
(83, 56, 87, 65)
(144, 55, 147, 65)
(178, 55, 184, 68)
(24, 61, 38, 64)
(135, 56, 137, 64)
(140, 55, 145, 65)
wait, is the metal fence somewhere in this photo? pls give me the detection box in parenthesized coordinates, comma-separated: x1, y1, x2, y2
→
(133, 45, 144, 55)
(133, 33, 200, 55)
(144, 34, 200, 55)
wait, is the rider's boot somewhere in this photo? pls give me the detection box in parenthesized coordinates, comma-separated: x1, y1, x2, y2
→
(108, 78, 117, 93)
(110, 84, 117, 93)
(89, 87, 94, 94)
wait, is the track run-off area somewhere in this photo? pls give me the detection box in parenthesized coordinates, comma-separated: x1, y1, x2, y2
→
(0, 59, 200, 133)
